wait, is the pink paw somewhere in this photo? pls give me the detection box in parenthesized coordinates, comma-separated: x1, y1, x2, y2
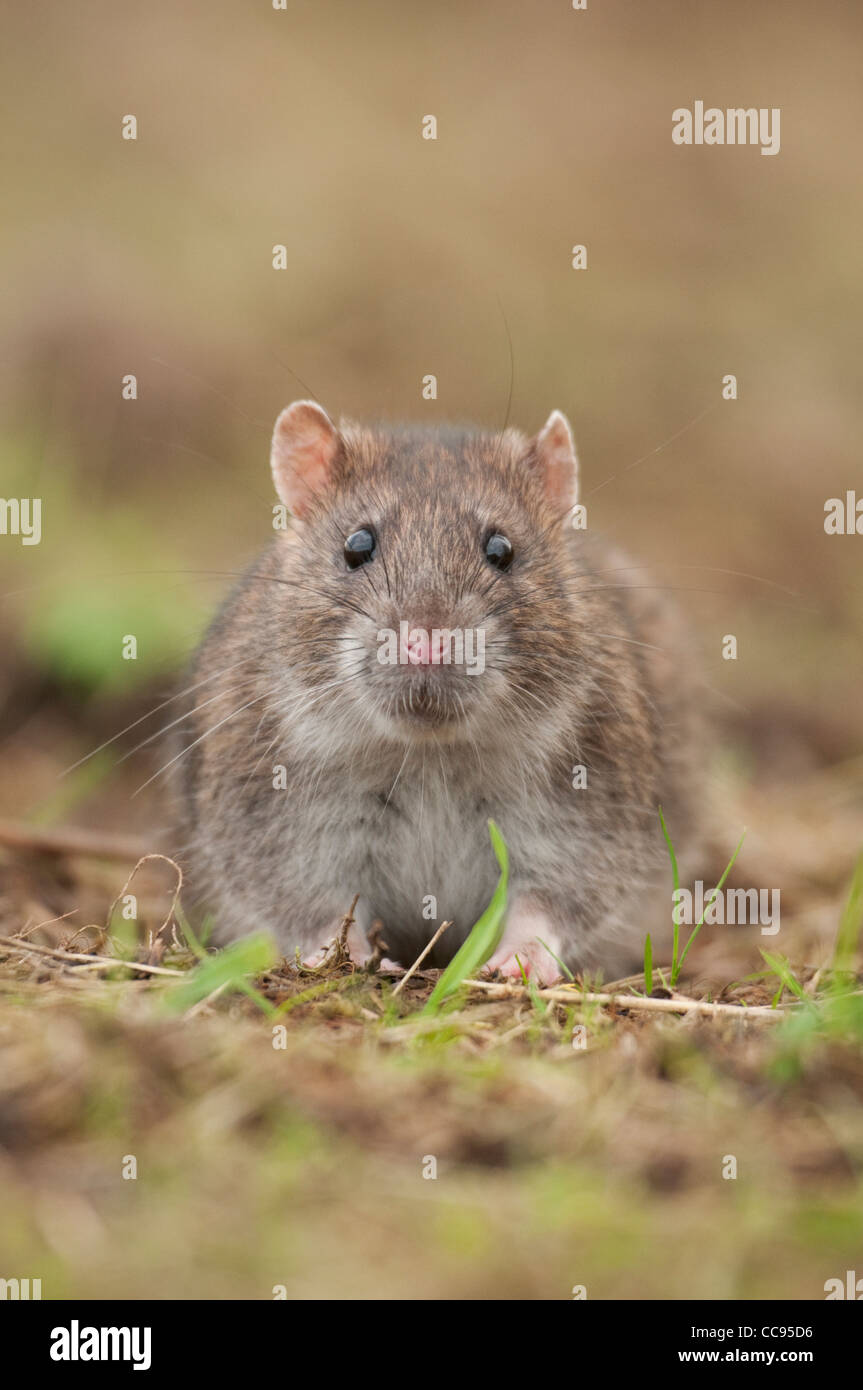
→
(484, 906, 564, 986)
(484, 944, 562, 986)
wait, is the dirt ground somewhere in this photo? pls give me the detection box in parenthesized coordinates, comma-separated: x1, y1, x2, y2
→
(1, 701, 862, 1300)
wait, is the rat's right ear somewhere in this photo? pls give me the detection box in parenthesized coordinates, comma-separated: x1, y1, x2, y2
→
(270, 400, 340, 518)
(531, 410, 579, 512)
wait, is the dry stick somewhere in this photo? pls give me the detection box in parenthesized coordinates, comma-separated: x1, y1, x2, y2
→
(337, 895, 360, 954)
(0, 820, 151, 862)
(308, 894, 361, 972)
(391, 920, 453, 997)
(365, 919, 390, 973)
(106, 853, 183, 945)
(0, 935, 184, 978)
(19, 908, 80, 941)
(184, 980, 230, 1019)
(467, 977, 786, 1021)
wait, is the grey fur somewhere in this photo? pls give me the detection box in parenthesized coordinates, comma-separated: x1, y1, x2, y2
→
(179, 416, 700, 977)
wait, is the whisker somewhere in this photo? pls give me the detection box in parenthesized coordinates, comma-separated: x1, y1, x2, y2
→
(59, 655, 258, 776)
(583, 401, 720, 499)
(131, 689, 277, 797)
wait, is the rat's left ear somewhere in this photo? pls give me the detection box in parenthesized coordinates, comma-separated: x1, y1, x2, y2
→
(531, 410, 579, 511)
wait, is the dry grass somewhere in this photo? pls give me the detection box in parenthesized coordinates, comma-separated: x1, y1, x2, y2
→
(1, 750, 862, 1300)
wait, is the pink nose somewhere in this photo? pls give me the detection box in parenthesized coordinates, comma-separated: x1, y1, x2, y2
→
(404, 630, 444, 666)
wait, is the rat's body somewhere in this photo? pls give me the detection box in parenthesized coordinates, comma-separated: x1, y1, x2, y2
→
(181, 404, 699, 980)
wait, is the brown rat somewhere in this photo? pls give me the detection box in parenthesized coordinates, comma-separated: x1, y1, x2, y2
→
(180, 401, 700, 981)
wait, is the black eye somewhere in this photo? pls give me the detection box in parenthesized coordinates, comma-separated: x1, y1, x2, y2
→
(484, 532, 513, 570)
(344, 527, 376, 569)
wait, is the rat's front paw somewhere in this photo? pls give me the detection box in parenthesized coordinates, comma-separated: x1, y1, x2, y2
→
(302, 918, 403, 974)
(301, 916, 369, 969)
(484, 905, 564, 986)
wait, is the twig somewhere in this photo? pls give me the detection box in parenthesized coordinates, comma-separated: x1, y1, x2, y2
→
(106, 853, 183, 947)
(391, 920, 452, 996)
(467, 977, 786, 1021)
(19, 909, 80, 941)
(184, 980, 230, 1018)
(0, 820, 151, 862)
(364, 919, 390, 974)
(805, 967, 824, 996)
(0, 935, 184, 978)
(307, 894, 360, 972)
(337, 895, 360, 960)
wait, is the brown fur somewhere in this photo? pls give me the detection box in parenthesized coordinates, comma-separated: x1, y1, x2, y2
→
(179, 416, 701, 977)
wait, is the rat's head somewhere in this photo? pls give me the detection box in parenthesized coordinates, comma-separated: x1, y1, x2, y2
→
(269, 401, 586, 748)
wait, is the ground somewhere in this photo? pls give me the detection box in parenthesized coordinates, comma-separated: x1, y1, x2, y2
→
(1, 740, 861, 1300)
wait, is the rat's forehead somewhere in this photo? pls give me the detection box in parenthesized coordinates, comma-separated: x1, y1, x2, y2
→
(338, 423, 529, 491)
(326, 474, 541, 550)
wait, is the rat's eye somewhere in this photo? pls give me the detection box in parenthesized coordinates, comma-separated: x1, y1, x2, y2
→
(344, 527, 376, 569)
(484, 531, 513, 571)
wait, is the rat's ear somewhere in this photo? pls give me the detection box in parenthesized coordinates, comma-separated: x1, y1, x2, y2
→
(270, 400, 340, 518)
(531, 409, 579, 511)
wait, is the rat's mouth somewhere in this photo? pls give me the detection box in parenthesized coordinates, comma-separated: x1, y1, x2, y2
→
(383, 674, 471, 735)
(397, 686, 459, 723)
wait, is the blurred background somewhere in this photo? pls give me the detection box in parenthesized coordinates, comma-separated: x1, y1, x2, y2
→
(1, 0, 862, 930)
(3, 0, 863, 1306)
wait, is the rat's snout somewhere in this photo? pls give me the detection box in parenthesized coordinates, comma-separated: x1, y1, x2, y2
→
(387, 589, 466, 674)
(367, 587, 492, 739)
(402, 627, 446, 666)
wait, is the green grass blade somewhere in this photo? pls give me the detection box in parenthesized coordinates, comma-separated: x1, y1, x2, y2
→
(175, 904, 207, 960)
(236, 978, 279, 1018)
(161, 932, 278, 1014)
(759, 949, 807, 1003)
(674, 827, 747, 982)
(537, 937, 574, 981)
(422, 819, 509, 1015)
(643, 932, 653, 995)
(831, 851, 863, 981)
(659, 807, 680, 982)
